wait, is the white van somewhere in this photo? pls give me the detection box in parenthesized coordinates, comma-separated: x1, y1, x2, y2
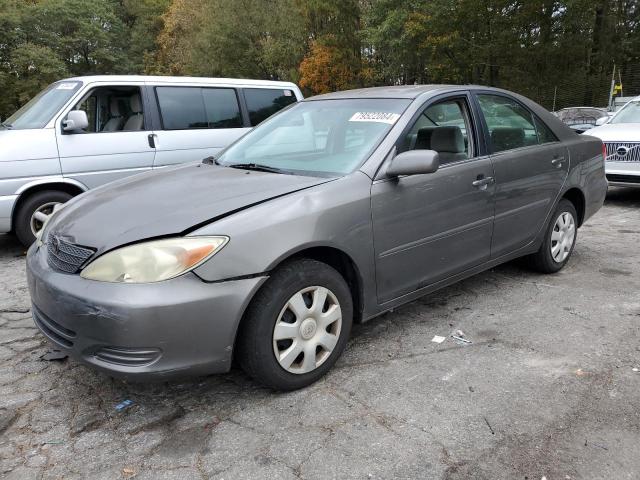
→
(0, 75, 303, 246)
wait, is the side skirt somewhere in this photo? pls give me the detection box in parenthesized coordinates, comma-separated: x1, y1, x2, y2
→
(362, 240, 541, 323)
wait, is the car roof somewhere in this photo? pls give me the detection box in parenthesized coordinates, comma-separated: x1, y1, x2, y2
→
(305, 84, 508, 100)
(60, 75, 299, 89)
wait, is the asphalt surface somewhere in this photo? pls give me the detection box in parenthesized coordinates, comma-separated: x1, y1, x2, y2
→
(0, 188, 639, 480)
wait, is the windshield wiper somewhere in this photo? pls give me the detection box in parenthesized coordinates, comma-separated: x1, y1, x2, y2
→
(226, 163, 286, 174)
(0, 122, 12, 129)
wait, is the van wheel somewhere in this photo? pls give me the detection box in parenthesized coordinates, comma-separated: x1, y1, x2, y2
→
(526, 199, 577, 274)
(14, 190, 72, 247)
(237, 259, 353, 391)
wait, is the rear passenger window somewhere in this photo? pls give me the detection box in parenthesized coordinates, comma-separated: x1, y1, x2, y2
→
(244, 88, 297, 126)
(156, 87, 242, 130)
(533, 116, 558, 144)
(477, 94, 538, 153)
(202, 88, 242, 128)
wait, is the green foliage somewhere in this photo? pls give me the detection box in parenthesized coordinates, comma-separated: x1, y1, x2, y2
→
(0, 0, 638, 119)
(0, 0, 170, 119)
(151, 0, 306, 80)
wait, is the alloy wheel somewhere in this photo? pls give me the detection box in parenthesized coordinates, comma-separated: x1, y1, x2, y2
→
(30, 202, 62, 237)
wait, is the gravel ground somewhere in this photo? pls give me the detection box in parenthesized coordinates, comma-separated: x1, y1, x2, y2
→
(0, 188, 639, 480)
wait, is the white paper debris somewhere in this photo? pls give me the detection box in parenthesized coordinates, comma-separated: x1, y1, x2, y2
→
(431, 335, 446, 344)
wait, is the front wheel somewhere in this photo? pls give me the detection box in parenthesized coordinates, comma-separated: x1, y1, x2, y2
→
(14, 190, 72, 247)
(237, 259, 353, 391)
(526, 199, 578, 273)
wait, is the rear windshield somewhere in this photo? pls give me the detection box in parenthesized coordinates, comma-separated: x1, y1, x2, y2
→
(3, 81, 82, 130)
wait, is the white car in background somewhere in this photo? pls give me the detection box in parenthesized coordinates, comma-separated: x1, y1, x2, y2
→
(0, 75, 303, 246)
(584, 95, 640, 187)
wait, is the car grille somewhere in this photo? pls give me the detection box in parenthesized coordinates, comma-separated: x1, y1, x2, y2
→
(604, 142, 640, 162)
(94, 347, 162, 367)
(46, 234, 94, 274)
(32, 305, 76, 348)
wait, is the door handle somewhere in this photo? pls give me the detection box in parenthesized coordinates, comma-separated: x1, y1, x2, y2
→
(148, 134, 157, 149)
(472, 176, 494, 189)
(551, 156, 565, 167)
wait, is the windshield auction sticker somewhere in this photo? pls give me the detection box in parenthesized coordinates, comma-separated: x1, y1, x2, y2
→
(349, 112, 401, 124)
(56, 83, 77, 90)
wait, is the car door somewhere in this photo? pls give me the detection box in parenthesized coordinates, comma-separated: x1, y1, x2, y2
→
(151, 85, 250, 168)
(473, 92, 569, 258)
(371, 93, 496, 304)
(56, 82, 156, 189)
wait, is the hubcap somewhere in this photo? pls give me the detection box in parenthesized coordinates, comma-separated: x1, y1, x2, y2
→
(273, 286, 342, 374)
(550, 211, 576, 263)
(30, 202, 62, 237)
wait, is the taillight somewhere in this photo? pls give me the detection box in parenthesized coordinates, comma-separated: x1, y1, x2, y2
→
(602, 142, 607, 160)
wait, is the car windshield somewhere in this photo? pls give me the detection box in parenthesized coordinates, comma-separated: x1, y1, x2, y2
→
(610, 101, 640, 124)
(2, 81, 82, 130)
(217, 98, 411, 176)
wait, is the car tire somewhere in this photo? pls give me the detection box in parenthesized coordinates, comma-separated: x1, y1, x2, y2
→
(237, 258, 353, 391)
(526, 199, 578, 274)
(14, 190, 72, 248)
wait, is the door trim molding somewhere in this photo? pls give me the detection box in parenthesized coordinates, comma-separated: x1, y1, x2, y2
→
(379, 217, 493, 258)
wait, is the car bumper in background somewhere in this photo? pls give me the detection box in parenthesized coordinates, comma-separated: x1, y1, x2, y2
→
(26, 243, 267, 380)
(0, 195, 17, 233)
(606, 161, 640, 186)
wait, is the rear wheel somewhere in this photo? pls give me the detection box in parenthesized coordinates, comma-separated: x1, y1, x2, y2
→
(237, 259, 353, 391)
(526, 199, 577, 273)
(14, 190, 72, 247)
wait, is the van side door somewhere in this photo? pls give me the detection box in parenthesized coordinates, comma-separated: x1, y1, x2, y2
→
(55, 82, 155, 188)
(149, 85, 299, 168)
(150, 85, 249, 168)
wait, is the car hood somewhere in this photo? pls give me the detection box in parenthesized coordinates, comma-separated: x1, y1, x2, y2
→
(48, 163, 334, 253)
(583, 123, 640, 142)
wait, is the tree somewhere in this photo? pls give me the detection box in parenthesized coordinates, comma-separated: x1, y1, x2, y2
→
(30, 0, 131, 74)
(152, 0, 305, 80)
(297, 0, 364, 94)
(120, 0, 172, 72)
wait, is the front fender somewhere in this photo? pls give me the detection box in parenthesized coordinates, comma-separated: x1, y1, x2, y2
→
(190, 172, 377, 312)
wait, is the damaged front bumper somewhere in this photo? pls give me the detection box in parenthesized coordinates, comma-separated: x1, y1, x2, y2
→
(26, 242, 267, 381)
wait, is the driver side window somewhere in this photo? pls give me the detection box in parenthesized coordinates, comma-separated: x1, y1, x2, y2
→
(401, 98, 474, 165)
(72, 86, 145, 133)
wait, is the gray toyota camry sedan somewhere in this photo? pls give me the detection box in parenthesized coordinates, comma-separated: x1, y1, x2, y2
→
(27, 85, 607, 390)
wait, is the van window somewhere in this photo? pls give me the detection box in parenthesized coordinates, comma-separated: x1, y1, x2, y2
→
(3, 81, 82, 130)
(72, 86, 145, 133)
(244, 88, 297, 126)
(156, 87, 242, 130)
(202, 89, 243, 128)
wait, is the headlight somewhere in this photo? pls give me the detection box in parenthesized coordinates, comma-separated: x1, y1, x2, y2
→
(80, 236, 228, 283)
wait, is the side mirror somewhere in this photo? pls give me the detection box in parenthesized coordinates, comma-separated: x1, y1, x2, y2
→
(386, 150, 440, 177)
(63, 110, 89, 132)
(595, 117, 608, 126)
